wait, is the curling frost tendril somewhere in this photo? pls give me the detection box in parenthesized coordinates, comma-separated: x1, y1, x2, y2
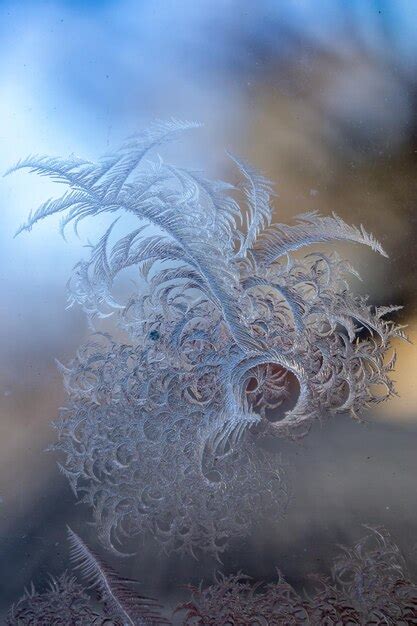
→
(8, 120, 405, 556)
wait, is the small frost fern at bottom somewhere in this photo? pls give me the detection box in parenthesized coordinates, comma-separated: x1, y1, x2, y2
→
(7, 527, 417, 624)
(8, 119, 405, 556)
(7, 528, 168, 625)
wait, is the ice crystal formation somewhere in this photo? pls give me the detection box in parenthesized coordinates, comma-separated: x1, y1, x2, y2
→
(9, 120, 404, 556)
(7, 528, 168, 625)
(6, 573, 98, 625)
(8, 527, 417, 624)
(177, 527, 417, 625)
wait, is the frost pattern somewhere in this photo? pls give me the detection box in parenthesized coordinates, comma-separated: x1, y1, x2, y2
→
(7, 529, 168, 625)
(177, 527, 417, 625)
(8, 120, 404, 556)
(54, 335, 289, 556)
(6, 573, 99, 625)
(67, 527, 169, 625)
(8, 528, 417, 624)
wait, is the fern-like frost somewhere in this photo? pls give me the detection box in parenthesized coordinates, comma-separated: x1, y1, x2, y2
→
(9, 120, 404, 556)
(8, 528, 417, 624)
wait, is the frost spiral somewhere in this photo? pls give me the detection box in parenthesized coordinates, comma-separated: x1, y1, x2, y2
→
(9, 120, 404, 556)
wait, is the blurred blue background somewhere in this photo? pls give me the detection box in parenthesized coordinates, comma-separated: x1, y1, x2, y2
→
(1, 0, 417, 618)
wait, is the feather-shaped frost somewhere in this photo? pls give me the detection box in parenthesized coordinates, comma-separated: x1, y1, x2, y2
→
(67, 527, 168, 624)
(228, 153, 274, 256)
(6, 532, 169, 625)
(8, 527, 416, 624)
(8, 121, 403, 556)
(254, 210, 387, 263)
